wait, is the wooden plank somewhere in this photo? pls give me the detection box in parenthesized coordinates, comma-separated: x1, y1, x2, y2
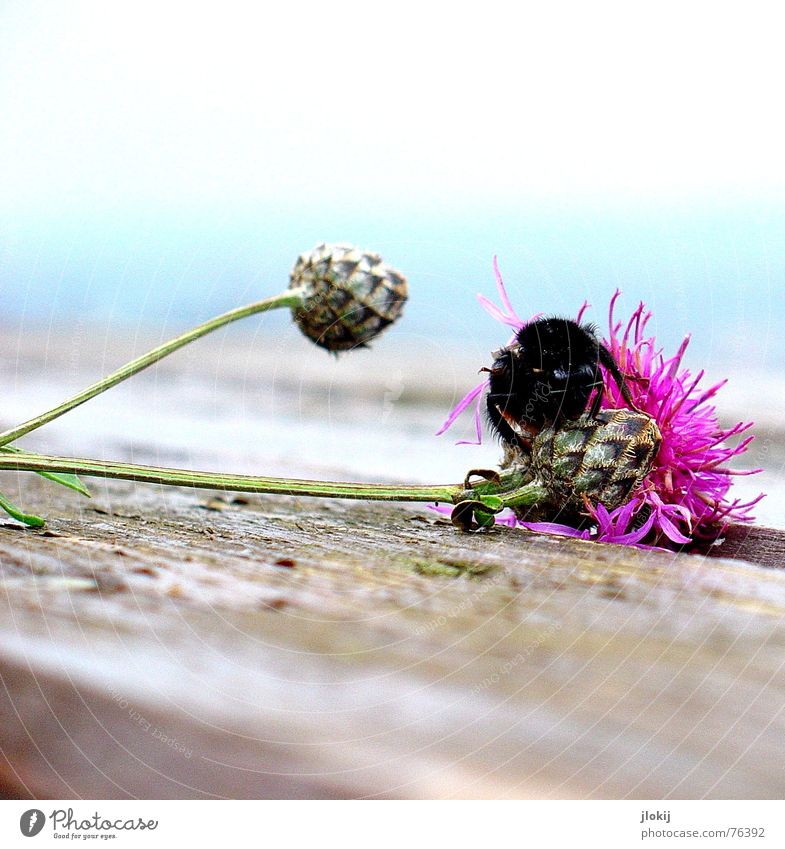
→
(706, 523, 785, 570)
(0, 329, 783, 798)
(2, 473, 785, 799)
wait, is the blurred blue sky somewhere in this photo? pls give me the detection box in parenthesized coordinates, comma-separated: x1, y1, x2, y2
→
(1, 1, 783, 369)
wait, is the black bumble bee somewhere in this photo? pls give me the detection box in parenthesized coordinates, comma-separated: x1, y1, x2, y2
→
(485, 317, 638, 448)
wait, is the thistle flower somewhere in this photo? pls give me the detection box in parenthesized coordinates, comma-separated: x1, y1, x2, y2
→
(290, 243, 408, 351)
(438, 260, 763, 547)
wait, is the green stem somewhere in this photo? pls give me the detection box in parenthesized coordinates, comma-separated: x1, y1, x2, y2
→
(498, 480, 549, 510)
(0, 452, 460, 504)
(0, 288, 305, 449)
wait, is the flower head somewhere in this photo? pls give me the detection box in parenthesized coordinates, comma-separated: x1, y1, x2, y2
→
(290, 243, 408, 351)
(438, 259, 763, 547)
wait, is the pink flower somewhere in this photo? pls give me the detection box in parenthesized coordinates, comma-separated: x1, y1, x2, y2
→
(435, 257, 540, 446)
(438, 259, 764, 548)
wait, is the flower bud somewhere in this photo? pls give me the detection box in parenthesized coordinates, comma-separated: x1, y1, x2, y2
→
(507, 408, 661, 522)
(289, 243, 408, 351)
(534, 407, 660, 503)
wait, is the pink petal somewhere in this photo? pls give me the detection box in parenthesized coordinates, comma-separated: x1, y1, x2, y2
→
(654, 511, 692, 544)
(519, 521, 592, 539)
(493, 255, 519, 321)
(477, 294, 520, 328)
(597, 511, 656, 545)
(435, 379, 487, 437)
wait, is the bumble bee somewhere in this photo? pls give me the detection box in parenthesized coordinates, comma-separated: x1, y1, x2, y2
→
(485, 317, 637, 448)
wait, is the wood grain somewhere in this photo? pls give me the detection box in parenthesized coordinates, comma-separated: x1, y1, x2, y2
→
(0, 329, 783, 799)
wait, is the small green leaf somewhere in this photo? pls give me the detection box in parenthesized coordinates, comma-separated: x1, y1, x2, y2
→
(35, 470, 91, 497)
(0, 490, 46, 527)
(0, 445, 91, 497)
(475, 510, 497, 528)
(479, 495, 504, 511)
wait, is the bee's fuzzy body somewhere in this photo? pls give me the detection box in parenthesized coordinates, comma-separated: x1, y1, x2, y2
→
(486, 318, 636, 448)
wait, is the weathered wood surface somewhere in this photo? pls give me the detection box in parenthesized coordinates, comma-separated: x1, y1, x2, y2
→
(0, 327, 783, 799)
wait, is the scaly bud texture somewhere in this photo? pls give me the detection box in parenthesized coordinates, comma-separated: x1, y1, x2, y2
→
(290, 243, 408, 351)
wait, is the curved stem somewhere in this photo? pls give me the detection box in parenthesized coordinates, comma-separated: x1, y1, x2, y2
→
(0, 491, 45, 527)
(0, 288, 305, 449)
(0, 452, 460, 504)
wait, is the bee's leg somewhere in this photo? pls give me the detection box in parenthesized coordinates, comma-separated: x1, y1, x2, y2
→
(598, 344, 642, 412)
(623, 371, 649, 385)
(589, 382, 604, 419)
